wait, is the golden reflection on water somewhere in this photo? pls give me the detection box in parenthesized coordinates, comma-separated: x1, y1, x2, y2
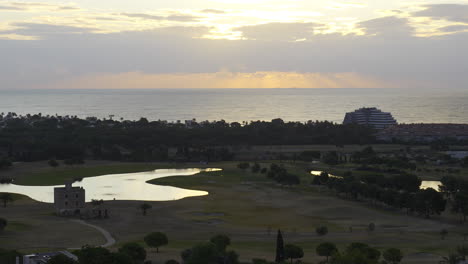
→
(0, 168, 221, 203)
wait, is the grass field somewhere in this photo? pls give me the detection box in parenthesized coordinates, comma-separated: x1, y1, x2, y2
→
(1, 160, 467, 264)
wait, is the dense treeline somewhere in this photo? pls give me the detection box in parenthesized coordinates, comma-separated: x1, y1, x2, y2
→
(0, 113, 375, 162)
(440, 176, 468, 223)
(314, 172, 447, 218)
(0, 230, 411, 264)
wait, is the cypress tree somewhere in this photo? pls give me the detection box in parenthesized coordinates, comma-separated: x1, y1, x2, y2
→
(275, 229, 285, 263)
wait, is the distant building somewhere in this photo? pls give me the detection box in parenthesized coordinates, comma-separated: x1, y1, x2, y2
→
(377, 124, 468, 142)
(446, 151, 468, 159)
(18, 251, 78, 264)
(343, 107, 397, 129)
(54, 182, 85, 215)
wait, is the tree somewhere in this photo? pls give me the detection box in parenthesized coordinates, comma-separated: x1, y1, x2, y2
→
(186, 242, 219, 264)
(251, 163, 261, 173)
(48, 159, 59, 168)
(284, 244, 304, 263)
(316, 242, 337, 262)
(462, 157, 468, 168)
(139, 203, 152, 216)
(46, 254, 78, 264)
(0, 249, 21, 264)
(109, 253, 134, 264)
(345, 242, 381, 263)
(0, 218, 7, 232)
(275, 230, 285, 263)
(441, 229, 449, 240)
(322, 151, 340, 165)
(118, 242, 147, 264)
(452, 192, 468, 223)
(440, 254, 462, 264)
(383, 248, 403, 264)
(74, 246, 112, 264)
(316, 226, 329, 236)
(144, 232, 169, 253)
(0, 193, 13, 208)
(414, 188, 446, 218)
(457, 245, 468, 260)
(223, 250, 240, 264)
(0, 157, 12, 170)
(210, 234, 231, 252)
(319, 172, 330, 184)
(237, 163, 250, 171)
(181, 249, 192, 263)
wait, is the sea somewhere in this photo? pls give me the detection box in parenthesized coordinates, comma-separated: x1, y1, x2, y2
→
(0, 88, 467, 124)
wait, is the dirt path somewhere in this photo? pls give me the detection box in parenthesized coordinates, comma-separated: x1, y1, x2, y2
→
(70, 220, 116, 248)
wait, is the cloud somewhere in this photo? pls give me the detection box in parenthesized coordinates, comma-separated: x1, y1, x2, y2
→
(120, 13, 200, 22)
(0, 22, 97, 38)
(0, 5, 21, 10)
(200, 9, 226, 14)
(413, 4, 468, 23)
(358, 16, 414, 36)
(0, 2, 80, 12)
(326, 2, 366, 10)
(235, 22, 320, 41)
(1, 16, 468, 89)
(43, 71, 392, 89)
(438, 24, 468, 33)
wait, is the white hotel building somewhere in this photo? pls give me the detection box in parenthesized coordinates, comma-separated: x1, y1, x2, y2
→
(343, 107, 397, 129)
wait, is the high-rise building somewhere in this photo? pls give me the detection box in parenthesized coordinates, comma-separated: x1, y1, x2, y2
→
(343, 107, 397, 129)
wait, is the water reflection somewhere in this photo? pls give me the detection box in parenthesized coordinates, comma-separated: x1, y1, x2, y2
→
(420, 181, 442, 192)
(310, 171, 341, 178)
(0, 168, 220, 203)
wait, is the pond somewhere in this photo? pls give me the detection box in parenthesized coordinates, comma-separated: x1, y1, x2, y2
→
(310, 170, 442, 191)
(420, 181, 442, 191)
(0, 168, 220, 203)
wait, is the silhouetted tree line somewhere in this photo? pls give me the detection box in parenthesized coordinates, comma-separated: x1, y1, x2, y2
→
(315, 172, 447, 218)
(267, 164, 300, 185)
(0, 114, 375, 162)
(440, 176, 468, 223)
(351, 147, 416, 170)
(0, 156, 11, 169)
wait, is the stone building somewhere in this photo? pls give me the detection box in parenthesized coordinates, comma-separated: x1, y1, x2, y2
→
(54, 182, 85, 215)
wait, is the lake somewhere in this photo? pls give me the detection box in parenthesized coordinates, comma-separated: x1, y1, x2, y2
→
(0, 168, 220, 203)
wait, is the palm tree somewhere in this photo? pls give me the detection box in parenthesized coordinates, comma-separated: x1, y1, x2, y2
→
(0, 193, 13, 208)
(140, 203, 152, 216)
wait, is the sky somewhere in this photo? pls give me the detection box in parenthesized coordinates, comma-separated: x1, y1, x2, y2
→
(0, 0, 468, 89)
